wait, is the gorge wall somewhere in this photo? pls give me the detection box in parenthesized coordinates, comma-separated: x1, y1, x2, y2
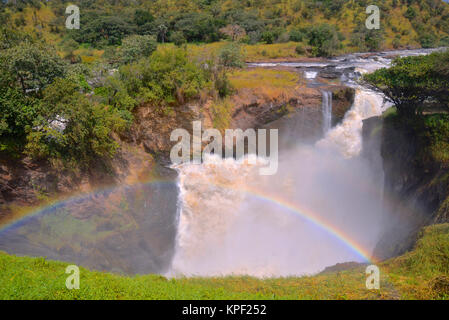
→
(0, 86, 354, 224)
(364, 115, 449, 261)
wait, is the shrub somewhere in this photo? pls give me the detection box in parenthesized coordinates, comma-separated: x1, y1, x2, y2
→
(419, 32, 437, 48)
(289, 29, 305, 42)
(120, 35, 157, 64)
(210, 98, 233, 130)
(169, 31, 187, 46)
(218, 42, 245, 68)
(26, 78, 127, 163)
(307, 24, 341, 57)
(105, 47, 216, 109)
(261, 31, 274, 44)
(422, 114, 449, 164)
(295, 44, 306, 55)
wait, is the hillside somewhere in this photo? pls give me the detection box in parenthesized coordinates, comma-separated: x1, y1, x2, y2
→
(1, 0, 449, 57)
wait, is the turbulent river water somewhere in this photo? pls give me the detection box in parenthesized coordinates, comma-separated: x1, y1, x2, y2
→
(169, 48, 441, 277)
(0, 48, 441, 277)
(169, 89, 389, 277)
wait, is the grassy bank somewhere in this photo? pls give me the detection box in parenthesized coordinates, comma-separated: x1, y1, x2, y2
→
(228, 68, 301, 91)
(1, 224, 448, 300)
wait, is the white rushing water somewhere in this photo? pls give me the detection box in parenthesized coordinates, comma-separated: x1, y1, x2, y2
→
(317, 88, 391, 158)
(304, 71, 318, 79)
(168, 87, 388, 278)
(168, 49, 436, 278)
(321, 91, 333, 134)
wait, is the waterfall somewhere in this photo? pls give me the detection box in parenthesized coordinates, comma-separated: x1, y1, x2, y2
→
(317, 88, 391, 158)
(321, 91, 333, 134)
(168, 87, 389, 278)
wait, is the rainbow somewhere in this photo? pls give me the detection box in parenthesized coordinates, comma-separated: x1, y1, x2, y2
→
(0, 180, 176, 234)
(224, 185, 376, 263)
(0, 179, 376, 264)
(197, 182, 376, 263)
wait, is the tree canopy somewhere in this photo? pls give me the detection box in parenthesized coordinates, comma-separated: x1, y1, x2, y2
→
(363, 50, 449, 117)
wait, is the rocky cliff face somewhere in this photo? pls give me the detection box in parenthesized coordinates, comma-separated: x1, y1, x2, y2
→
(0, 144, 158, 224)
(133, 85, 355, 161)
(0, 85, 355, 224)
(367, 116, 449, 260)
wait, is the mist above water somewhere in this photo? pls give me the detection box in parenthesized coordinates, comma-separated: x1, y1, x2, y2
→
(169, 88, 389, 278)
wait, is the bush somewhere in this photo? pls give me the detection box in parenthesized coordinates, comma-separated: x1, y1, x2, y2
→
(422, 114, 449, 164)
(276, 32, 290, 43)
(289, 29, 305, 42)
(419, 32, 437, 48)
(219, 42, 245, 68)
(295, 44, 306, 55)
(404, 7, 417, 20)
(104, 47, 216, 109)
(26, 78, 127, 162)
(261, 31, 274, 44)
(307, 24, 341, 57)
(351, 27, 384, 52)
(169, 31, 187, 46)
(247, 31, 261, 44)
(439, 36, 449, 47)
(393, 36, 401, 49)
(120, 35, 157, 64)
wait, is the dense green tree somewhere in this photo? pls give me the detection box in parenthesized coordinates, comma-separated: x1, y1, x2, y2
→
(1, 41, 67, 94)
(218, 42, 245, 68)
(364, 50, 449, 117)
(169, 31, 187, 46)
(134, 9, 154, 27)
(120, 35, 157, 64)
(69, 15, 134, 47)
(261, 31, 275, 44)
(101, 46, 229, 110)
(26, 78, 127, 162)
(418, 32, 437, 48)
(134, 47, 212, 106)
(289, 28, 306, 42)
(173, 12, 222, 43)
(307, 24, 341, 57)
(350, 24, 385, 52)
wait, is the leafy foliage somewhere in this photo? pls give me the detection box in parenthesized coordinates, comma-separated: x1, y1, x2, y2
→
(117, 47, 213, 107)
(120, 35, 157, 64)
(306, 24, 342, 57)
(69, 15, 134, 47)
(0, 27, 128, 165)
(1, 41, 66, 94)
(26, 79, 127, 162)
(5, 0, 449, 51)
(218, 42, 245, 68)
(364, 50, 449, 116)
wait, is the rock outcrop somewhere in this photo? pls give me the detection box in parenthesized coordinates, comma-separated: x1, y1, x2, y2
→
(0, 83, 355, 224)
(368, 116, 449, 260)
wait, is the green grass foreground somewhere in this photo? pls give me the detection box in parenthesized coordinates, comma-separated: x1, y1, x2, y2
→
(0, 224, 448, 300)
